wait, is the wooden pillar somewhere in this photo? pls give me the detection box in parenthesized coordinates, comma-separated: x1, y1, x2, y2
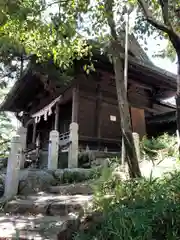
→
(95, 84, 102, 148)
(32, 121, 37, 144)
(130, 107, 146, 139)
(54, 104, 59, 130)
(72, 86, 79, 123)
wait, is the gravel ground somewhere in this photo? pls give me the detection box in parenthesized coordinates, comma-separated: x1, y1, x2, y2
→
(139, 157, 180, 178)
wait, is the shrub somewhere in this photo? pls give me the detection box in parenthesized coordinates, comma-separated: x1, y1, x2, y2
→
(75, 167, 180, 240)
(141, 133, 178, 162)
(61, 167, 102, 184)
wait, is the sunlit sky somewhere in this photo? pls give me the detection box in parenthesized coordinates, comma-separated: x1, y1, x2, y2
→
(145, 38, 177, 74)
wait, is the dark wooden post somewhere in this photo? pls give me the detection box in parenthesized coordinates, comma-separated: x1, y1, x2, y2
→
(95, 84, 102, 148)
(32, 121, 37, 144)
(72, 86, 79, 123)
(54, 104, 59, 130)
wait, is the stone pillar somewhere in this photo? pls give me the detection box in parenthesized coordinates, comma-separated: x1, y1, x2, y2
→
(68, 122, 79, 168)
(17, 126, 27, 168)
(48, 130, 59, 170)
(132, 132, 141, 161)
(4, 135, 21, 199)
(104, 147, 108, 152)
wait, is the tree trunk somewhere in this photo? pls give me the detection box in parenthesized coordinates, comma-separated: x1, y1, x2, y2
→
(176, 59, 180, 152)
(111, 41, 141, 178)
(169, 35, 180, 154)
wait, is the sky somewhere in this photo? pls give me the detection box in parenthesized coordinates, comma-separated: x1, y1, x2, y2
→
(145, 38, 177, 74)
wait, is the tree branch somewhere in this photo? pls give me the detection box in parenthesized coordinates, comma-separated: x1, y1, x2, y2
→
(158, 0, 180, 37)
(137, 0, 172, 34)
(104, 0, 117, 40)
(158, 0, 170, 26)
(38, 0, 70, 16)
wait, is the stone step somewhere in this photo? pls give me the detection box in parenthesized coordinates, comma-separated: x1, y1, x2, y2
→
(4, 193, 92, 216)
(48, 182, 93, 195)
(0, 213, 79, 239)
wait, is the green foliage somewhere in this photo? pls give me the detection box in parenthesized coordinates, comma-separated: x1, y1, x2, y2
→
(0, 0, 46, 82)
(134, 0, 180, 61)
(0, 90, 15, 157)
(56, 168, 102, 184)
(75, 168, 180, 240)
(78, 152, 91, 168)
(141, 134, 178, 161)
(0, 112, 14, 156)
(0, 0, 93, 74)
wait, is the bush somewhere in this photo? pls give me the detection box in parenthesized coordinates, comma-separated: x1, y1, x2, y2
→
(75, 167, 180, 240)
(141, 133, 178, 161)
(61, 167, 102, 184)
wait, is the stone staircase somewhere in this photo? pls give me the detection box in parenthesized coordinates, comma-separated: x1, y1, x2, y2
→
(0, 171, 94, 239)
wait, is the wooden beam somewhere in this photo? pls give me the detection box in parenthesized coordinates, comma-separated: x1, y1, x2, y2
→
(128, 80, 152, 91)
(152, 99, 176, 110)
(79, 135, 121, 143)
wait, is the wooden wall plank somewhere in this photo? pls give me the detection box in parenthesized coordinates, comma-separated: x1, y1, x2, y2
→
(131, 107, 146, 138)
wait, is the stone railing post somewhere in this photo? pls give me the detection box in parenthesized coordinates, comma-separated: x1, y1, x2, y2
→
(48, 130, 59, 170)
(4, 135, 21, 199)
(17, 126, 27, 168)
(132, 132, 141, 161)
(68, 122, 79, 168)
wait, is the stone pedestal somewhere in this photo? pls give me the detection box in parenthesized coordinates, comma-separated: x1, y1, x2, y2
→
(48, 130, 59, 170)
(132, 132, 140, 161)
(4, 135, 21, 199)
(68, 122, 79, 168)
(17, 127, 27, 168)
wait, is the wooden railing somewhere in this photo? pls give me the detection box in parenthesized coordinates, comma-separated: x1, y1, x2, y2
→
(59, 131, 70, 146)
(23, 145, 40, 168)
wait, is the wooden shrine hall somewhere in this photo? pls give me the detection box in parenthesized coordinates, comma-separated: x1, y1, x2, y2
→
(0, 36, 177, 168)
